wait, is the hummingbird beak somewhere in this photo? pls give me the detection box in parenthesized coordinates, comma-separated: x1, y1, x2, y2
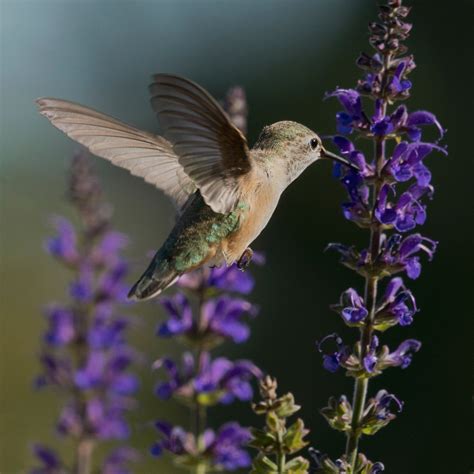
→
(321, 148, 360, 172)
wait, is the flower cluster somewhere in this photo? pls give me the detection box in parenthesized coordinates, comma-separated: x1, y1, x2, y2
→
(316, 1, 446, 471)
(151, 264, 263, 472)
(32, 153, 138, 474)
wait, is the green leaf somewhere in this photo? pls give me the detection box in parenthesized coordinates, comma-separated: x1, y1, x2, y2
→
(274, 393, 301, 418)
(283, 419, 309, 454)
(251, 453, 278, 474)
(249, 428, 277, 452)
(266, 411, 280, 432)
(284, 456, 310, 473)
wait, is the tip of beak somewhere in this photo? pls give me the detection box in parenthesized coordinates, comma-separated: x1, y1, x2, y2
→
(322, 148, 360, 172)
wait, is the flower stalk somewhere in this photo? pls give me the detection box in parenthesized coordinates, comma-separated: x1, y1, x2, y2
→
(32, 153, 139, 474)
(315, 1, 446, 471)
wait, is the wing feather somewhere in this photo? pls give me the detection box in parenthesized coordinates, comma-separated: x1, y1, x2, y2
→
(36, 98, 195, 209)
(149, 74, 252, 214)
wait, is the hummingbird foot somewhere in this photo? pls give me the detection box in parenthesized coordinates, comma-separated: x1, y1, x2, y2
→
(237, 247, 253, 271)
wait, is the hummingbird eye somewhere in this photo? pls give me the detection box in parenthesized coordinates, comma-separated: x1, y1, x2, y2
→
(310, 138, 320, 150)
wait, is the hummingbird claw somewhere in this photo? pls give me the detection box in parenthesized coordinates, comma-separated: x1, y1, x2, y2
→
(237, 247, 253, 271)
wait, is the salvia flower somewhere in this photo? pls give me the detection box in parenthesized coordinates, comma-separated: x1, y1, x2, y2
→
(32, 153, 138, 472)
(152, 421, 251, 471)
(316, 1, 446, 469)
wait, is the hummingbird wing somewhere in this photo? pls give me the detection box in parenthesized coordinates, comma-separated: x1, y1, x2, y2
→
(36, 98, 196, 210)
(149, 74, 252, 214)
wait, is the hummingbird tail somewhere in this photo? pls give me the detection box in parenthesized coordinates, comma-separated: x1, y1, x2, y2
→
(127, 257, 179, 301)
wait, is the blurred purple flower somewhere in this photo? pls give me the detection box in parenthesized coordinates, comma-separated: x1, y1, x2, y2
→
(44, 217, 79, 265)
(102, 447, 140, 474)
(34, 153, 138, 472)
(158, 293, 257, 343)
(152, 421, 251, 471)
(31, 444, 63, 474)
(153, 352, 261, 405)
(178, 264, 256, 294)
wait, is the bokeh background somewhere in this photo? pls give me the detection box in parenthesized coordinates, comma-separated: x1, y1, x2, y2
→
(1, 1, 472, 473)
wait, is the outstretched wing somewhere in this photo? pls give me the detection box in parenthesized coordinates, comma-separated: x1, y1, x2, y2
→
(36, 98, 196, 210)
(149, 74, 252, 214)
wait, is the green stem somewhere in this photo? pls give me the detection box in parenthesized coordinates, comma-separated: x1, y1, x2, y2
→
(276, 430, 286, 473)
(346, 125, 387, 469)
(76, 438, 94, 474)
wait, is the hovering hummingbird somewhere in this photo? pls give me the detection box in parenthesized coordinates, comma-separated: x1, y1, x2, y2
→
(37, 74, 356, 301)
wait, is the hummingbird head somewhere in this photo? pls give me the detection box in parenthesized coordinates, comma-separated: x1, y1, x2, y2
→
(253, 121, 357, 184)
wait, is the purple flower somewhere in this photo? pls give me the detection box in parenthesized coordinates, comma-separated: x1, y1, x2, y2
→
(332, 136, 373, 177)
(194, 356, 262, 404)
(369, 390, 403, 420)
(69, 264, 94, 302)
(91, 231, 129, 266)
(102, 447, 140, 474)
(153, 353, 195, 400)
(385, 141, 447, 185)
(386, 61, 412, 96)
(362, 336, 380, 373)
(325, 89, 367, 134)
(158, 293, 193, 337)
(153, 352, 261, 404)
(207, 422, 252, 470)
(31, 444, 63, 474)
(332, 288, 368, 324)
(404, 110, 445, 141)
(376, 277, 418, 326)
(44, 217, 79, 265)
(378, 233, 437, 279)
(43, 306, 75, 346)
(375, 183, 432, 232)
(152, 422, 251, 471)
(384, 339, 422, 369)
(203, 296, 257, 343)
(317, 334, 349, 373)
(179, 263, 257, 294)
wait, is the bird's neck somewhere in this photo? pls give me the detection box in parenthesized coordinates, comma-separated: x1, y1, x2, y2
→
(251, 149, 293, 191)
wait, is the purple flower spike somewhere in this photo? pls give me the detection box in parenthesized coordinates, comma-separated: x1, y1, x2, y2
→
(35, 154, 138, 472)
(321, 2, 446, 467)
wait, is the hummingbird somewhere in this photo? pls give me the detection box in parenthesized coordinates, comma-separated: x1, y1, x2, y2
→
(36, 74, 356, 301)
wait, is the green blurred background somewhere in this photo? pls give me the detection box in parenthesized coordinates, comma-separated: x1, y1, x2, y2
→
(1, 0, 471, 472)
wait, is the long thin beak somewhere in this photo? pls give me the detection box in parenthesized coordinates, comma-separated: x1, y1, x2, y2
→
(321, 148, 360, 172)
